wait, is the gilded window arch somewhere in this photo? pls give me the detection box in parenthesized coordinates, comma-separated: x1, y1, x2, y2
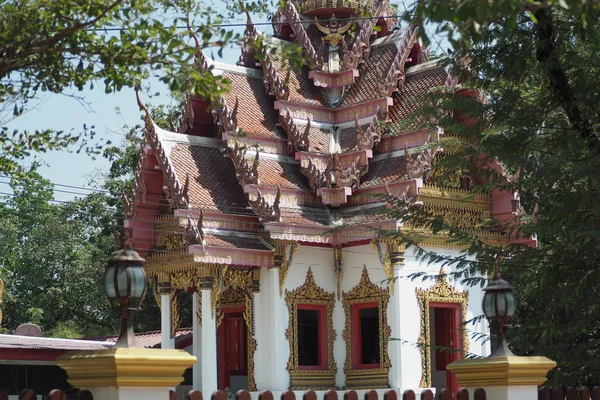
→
(285, 267, 336, 389)
(415, 269, 469, 388)
(216, 268, 257, 391)
(342, 266, 391, 389)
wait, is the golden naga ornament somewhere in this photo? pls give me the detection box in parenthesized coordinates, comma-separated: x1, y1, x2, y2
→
(315, 14, 352, 47)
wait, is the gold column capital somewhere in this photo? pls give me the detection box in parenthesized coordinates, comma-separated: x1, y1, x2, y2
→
(447, 355, 556, 387)
(56, 348, 197, 388)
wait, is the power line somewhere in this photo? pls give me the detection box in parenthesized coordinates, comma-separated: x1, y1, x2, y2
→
(92, 14, 406, 32)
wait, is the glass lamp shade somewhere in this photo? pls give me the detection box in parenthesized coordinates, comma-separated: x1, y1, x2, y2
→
(104, 245, 147, 311)
(482, 272, 516, 321)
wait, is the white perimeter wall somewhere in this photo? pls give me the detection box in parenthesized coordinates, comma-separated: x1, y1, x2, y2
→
(254, 244, 490, 391)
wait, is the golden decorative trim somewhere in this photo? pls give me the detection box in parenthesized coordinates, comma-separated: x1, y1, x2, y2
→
(342, 267, 391, 389)
(195, 292, 202, 327)
(56, 348, 196, 388)
(370, 239, 394, 294)
(285, 267, 337, 389)
(171, 291, 180, 338)
(334, 247, 342, 301)
(152, 282, 161, 310)
(275, 240, 299, 297)
(417, 184, 492, 231)
(447, 356, 556, 387)
(402, 228, 510, 249)
(171, 270, 199, 292)
(415, 268, 469, 388)
(244, 292, 257, 391)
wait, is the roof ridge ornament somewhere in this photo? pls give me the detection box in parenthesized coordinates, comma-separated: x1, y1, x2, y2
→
(189, 30, 210, 72)
(227, 140, 260, 186)
(260, 50, 291, 100)
(315, 13, 353, 48)
(405, 144, 439, 180)
(212, 96, 239, 135)
(355, 106, 385, 150)
(279, 110, 310, 151)
(248, 185, 282, 222)
(136, 91, 191, 209)
(379, 25, 419, 97)
(282, 2, 325, 68)
(341, 0, 386, 70)
(238, 12, 260, 67)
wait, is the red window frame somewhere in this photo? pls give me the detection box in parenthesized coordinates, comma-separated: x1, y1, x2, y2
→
(297, 303, 328, 370)
(351, 301, 381, 369)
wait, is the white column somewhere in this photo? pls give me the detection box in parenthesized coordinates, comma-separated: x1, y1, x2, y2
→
(192, 291, 202, 390)
(264, 267, 288, 390)
(388, 264, 403, 389)
(200, 285, 217, 399)
(161, 293, 175, 350)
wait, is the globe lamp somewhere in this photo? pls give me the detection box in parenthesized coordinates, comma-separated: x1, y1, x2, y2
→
(104, 240, 147, 348)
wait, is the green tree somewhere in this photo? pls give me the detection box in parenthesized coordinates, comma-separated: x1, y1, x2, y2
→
(0, 0, 274, 179)
(0, 173, 115, 336)
(387, 0, 600, 386)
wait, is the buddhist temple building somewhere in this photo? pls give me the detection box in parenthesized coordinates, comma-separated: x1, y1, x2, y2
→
(124, 0, 525, 396)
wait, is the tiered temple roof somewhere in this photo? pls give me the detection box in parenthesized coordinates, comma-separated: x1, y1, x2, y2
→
(125, 0, 524, 268)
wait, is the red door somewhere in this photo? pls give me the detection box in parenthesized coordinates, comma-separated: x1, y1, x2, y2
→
(431, 303, 462, 396)
(218, 307, 247, 389)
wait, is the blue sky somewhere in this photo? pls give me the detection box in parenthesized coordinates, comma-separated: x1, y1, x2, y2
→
(4, 26, 246, 201)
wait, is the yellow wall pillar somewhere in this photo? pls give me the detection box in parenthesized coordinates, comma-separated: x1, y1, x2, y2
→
(447, 355, 556, 400)
(56, 347, 196, 400)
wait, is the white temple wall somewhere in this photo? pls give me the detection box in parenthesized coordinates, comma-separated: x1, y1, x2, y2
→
(261, 243, 489, 391)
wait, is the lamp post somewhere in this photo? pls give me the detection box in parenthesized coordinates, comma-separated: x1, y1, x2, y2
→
(103, 239, 147, 348)
(482, 266, 516, 357)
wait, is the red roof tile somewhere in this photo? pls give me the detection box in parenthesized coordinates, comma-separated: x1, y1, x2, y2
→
(359, 155, 408, 188)
(308, 126, 332, 153)
(271, 56, 323, 105)
(204, 232, 272, 250)
(257, 158, 310, 190)
(342, 42, 398, 105)
(279, 206, 331, 226)
(387, 66, 448, 133)
(169, 144, 252, 214)
(221, 71, 283, 138)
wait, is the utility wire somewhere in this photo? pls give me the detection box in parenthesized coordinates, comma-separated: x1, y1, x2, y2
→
(91, 14, 406, 32)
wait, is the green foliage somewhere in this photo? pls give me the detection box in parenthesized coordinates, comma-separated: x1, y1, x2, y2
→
(0, 0, 271, 180)
(0, 173, 115, 336)
(390, 0, 600, 386)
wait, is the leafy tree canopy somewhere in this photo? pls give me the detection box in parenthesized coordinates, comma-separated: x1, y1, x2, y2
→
(0, 0, 272, 179)
(389, 0, 600, 386)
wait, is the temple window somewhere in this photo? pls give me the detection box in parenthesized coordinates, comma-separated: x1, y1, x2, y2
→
(285, 268, 336, 389)
(352, 302, 381, 368)
(342, 267, 391, 388)
(297, 305, 326, 369)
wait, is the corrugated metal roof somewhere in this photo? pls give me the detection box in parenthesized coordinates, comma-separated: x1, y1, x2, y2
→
(0, 334, 112, 351)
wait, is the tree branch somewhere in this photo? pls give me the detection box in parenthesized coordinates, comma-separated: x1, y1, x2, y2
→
(534, 8, 598, 152)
